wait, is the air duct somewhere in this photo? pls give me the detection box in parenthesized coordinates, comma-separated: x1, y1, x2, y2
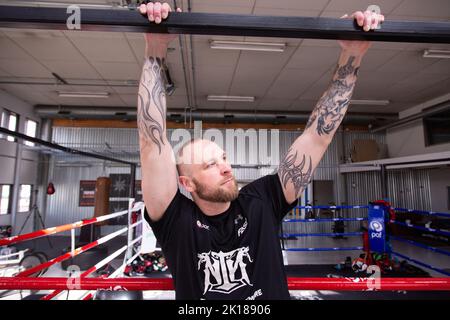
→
(35, 105, 398, 125)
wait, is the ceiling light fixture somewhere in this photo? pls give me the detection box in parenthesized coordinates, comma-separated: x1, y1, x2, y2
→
(423, 49, 450, 59)
(350, 99, 390, 106)
(207, 95, 255, 102)
(58, 91, 110, 98)
(210, 40, 286, 52)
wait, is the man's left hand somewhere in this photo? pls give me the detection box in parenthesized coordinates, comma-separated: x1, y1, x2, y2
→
(338, 10, 385, 56)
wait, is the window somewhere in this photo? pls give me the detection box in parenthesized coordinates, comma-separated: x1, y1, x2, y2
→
(0, 185, 11, 215)
(25, 119, 38, 146)
(1, 109, 19, 142)
(424, 108, 450, 146)
(18, 185, 32, 212)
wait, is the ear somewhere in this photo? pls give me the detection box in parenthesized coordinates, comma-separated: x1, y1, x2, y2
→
(179, 175, 195, 193)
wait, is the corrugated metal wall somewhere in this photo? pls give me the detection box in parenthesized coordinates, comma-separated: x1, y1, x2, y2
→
(387, 169, 432, 210)
(343, 131, 387, 162)
(47, 127, 432, 238)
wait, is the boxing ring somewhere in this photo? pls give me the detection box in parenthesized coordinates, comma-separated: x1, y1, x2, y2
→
(282, 202, 450, 277)
(0, 200, 449, 299)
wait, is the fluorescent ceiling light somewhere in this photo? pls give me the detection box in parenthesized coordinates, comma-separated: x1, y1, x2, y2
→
(423, 49, 450, 59)
(210, 40, 286, 52)
(58, 91, 110, 98)
(207, 95, 255, 102)
(350, 99, 390, 106)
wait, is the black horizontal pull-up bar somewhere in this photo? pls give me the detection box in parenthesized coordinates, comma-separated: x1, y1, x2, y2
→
(0, 6, 449, 43)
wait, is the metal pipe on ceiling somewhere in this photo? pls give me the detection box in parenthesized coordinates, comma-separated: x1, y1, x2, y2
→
(34, 105, 398, 124)
(0, 6, 449, 43)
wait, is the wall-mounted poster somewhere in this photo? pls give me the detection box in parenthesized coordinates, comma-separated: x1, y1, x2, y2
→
(79, 180, 96, 207)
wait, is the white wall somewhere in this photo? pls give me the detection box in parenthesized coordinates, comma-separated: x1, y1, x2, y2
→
(385, 94, 450, 214)
(0, 89, 40, 185)
(0, 89, 41, 232)
(386, 119, 450, 158)
(0, 140, 39, 185)
(386, 93, 450, 158)
(0, 89, 40, 132)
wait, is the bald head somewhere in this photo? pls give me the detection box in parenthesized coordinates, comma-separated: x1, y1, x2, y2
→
(176, 138, 222, 177)
(175, 138, 238, 203)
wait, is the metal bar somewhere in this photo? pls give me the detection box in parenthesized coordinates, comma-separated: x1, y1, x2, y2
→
(380, 165, 388, 199)
(0, 127, 136, 166)
(391, 236, 450, 257)
(10, 144, 23, 236)
(126, 198, 134, 261)
(1, 277, 450, 291)
(295, 205, 369, 209)
(0, 6, 449, 43)
(391, 251, 450, 277)
(281, 232, 363, 237)
(391, 220, 450, 237)
(284, 218, 367, 222)
(71, 228, 75, 256)
(394, 207, 450, 218)
(284, 246, 364, 251)
(129, 164, 136, 199)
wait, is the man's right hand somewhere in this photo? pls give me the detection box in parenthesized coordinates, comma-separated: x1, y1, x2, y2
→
(139, 2, 182, 49)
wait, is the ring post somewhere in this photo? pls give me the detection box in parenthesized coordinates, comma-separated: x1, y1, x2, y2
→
(368, 203, 388, 254)
(71, 228, 75, 256)
(126, 198, 135, 260)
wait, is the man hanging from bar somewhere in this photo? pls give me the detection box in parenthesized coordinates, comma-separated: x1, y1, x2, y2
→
(137, 1, 384, 300)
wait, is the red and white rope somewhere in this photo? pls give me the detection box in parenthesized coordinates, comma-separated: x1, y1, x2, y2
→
(41, 243, 130, 300)
(1, 277, 449, 291)
(79, 236, 146, 301)
(0, 202, 143, 246)
(16, 227, 127, 278)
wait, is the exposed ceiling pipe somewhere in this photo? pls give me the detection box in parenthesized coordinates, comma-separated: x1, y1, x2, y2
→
(0, 79, 138, 87)
(175, 0, 194, 126)
(187, 0, 198, 111)
(35, 105, 398, 124)
(371, 100, 450, 133)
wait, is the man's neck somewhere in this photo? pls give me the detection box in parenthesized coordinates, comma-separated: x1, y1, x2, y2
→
(193, 197, 231, 216)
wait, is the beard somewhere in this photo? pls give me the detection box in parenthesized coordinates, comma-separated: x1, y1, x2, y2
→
(192, 177, 239, 202)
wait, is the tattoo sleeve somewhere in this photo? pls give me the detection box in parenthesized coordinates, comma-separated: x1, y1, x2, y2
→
(137, 57, 167, 154)
(305, 55, 360, 136)
(279, 53, 362, 200)
(278, 147, 313, 198)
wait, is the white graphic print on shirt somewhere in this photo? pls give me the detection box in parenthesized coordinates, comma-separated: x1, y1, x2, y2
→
(197, 247, 253, 295)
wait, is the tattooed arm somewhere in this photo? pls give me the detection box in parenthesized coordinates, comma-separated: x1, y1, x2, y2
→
(138, 2, 179, 221)
(278, 10, 384, 204)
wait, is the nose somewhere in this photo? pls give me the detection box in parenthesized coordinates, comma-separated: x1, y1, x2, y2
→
(219, 160, 232, 175)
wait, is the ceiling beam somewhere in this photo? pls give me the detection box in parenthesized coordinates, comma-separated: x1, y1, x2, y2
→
(0, 6, 449, 43)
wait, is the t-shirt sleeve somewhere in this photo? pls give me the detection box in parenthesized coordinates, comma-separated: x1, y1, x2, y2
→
(143, 189, 191, 247)
(240, 173, 297, 222)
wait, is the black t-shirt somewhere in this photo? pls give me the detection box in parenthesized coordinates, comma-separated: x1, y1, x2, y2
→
(144, 174, 296, 300)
